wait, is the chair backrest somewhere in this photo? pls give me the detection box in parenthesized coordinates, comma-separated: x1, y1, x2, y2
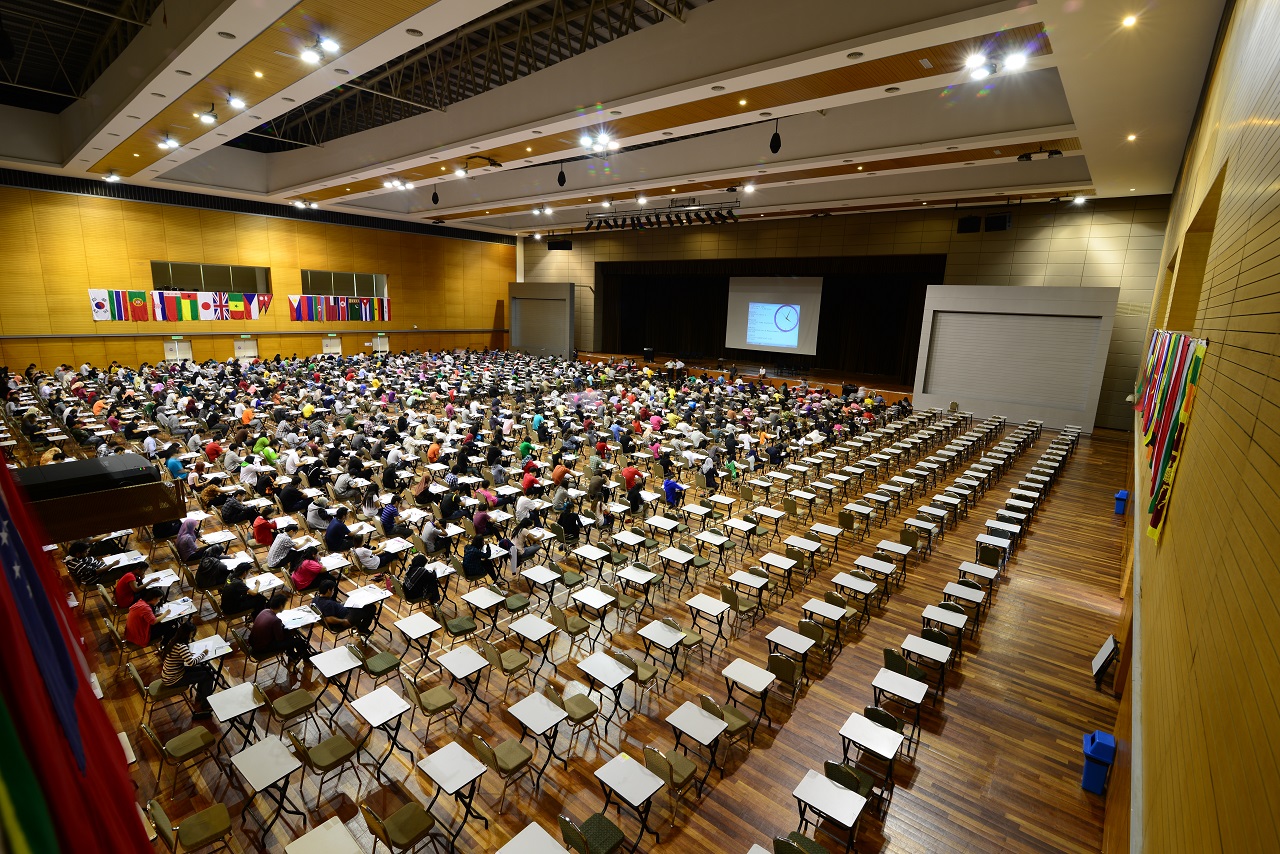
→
(797, 619, 824, 646)
(470, 733, 498, 771)
(773, 836, 807, 854)
(740, 484, 754, 503)
(825, 590, 847, 609)
(661, 616, 684, 634)
(864, 705, 903, 732)
(855, 498, 871, 508)
(785, 546, 803, 564)
(837, 510, 855, 530)
(558, 814, 590, 854)
(851, 569, 873, 584)
(767, 652, 798, 686)
(720, 584, 739, 608)
(140, 722, 165, 757)
(126, 661, 147, 695)
(823, 760, 873, 796)
(611, 651, 638, 676)
(548, 604, 568, 631)
(884, 647, 909, 674)
(399, 668, 424, 711)
(542, 682, 566, 710)
(286, 729, 312, 769)
(699, 693, 725, 720)
(938, 601, 966, 616)
(360, 803, 393, 849)
(601, 582, 620, 601)
(899, 528, 919, 549)
(643, 745, 674, 785)
(783, 497, 797, 516)
(957, 577, 983, 591)
(977, 543, 1001, 567)
(873, 550, 895, 565)
(921, 627, 952, 647)
(748, 565, 769, 582)
(146, 800, 177, 852)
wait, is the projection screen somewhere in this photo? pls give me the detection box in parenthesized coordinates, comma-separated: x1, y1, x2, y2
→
(724, 277, 823, 356)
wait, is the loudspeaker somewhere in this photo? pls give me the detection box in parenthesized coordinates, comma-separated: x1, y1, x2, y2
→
(643, 347, 655, 363)
(956, 215, 982, 234)
(547, 239, 573, 251)
(984, 213, 1012, 232)
(14, 453, 160, 501)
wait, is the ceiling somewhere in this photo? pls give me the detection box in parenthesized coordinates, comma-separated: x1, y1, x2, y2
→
(0, 0, 1227, 236)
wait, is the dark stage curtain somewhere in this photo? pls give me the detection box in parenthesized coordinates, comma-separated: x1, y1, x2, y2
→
(596, 255, 940, 385)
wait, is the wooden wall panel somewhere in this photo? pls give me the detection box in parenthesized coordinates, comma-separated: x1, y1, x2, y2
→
(1121, 0, 1280, 851)
(0, 187, 514, 368)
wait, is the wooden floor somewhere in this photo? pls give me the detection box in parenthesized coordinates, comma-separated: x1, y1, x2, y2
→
(88, 428, 1126, 853)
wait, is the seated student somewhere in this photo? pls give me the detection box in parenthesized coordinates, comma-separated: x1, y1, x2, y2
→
(194, 545, 232, 590)
(305, 496, 331, 531)
(220, 488, 255, 525)
(290, 547, 329, 592)
(252, 507, 277, 547)
(472, 505, 495, 538)
(158, 622, 215, 718)
(124, 587, 174, 648)
(278, 482, 309, 514)
(311, 578, 374, 635)
(627, 480, 644, 515)
(266, 528, 299, 570)
(461, 535, 501, 585)
(765, 443, 784, 466)
(502, 520, 542, 574)
(325, 506, 360, 552)
(115, 565, 144, 609)
(514, 487, 544, 527)
(438, 487, 465, 521)
(220, 563, 267, 618)
(556, 504, 583, 545)
(248, 593, 312, 668)
(401, 554, 441, 605)
(663, 475, 686, 507)
(65, 540, 111, 586)
(378, 495, 412, 538)
(175, 517, 213, 564)
(353, 542, 396, 573)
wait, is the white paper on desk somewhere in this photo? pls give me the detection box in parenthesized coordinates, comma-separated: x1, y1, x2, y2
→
(189, 637, 232, 658)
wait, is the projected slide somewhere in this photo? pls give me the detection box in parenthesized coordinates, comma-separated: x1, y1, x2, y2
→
(724, 277, 823, 355)
(746, 302, 801, 348)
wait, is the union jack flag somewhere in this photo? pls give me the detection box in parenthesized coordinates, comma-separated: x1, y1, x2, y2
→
(210, 292, 230, 320)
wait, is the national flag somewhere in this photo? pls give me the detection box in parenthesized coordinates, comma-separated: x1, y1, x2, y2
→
(327, 297, 346, 322)
(109, 290, 130, 321)
(379, 298, 391, 321)
(151, 291, 176, 321)
(177, 292, 199, 320)
(359, 297, 373, 321)
(257, 294, 272, 316)
(289, 295, 303, 321)
(0, 451, 153, 852)
(87, 290, 109, 322)
(128, 291, 149, 321)
(197, 292, 217, 321)
(347, 297, 361, 320)
(228, 293, 245, 320)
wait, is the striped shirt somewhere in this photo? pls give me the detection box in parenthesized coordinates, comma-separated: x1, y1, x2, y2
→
(160, 642, 198, 686)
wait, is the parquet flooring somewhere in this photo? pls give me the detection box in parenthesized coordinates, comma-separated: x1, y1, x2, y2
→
(84, 425, 1126, 853)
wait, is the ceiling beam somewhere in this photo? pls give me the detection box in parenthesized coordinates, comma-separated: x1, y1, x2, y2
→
(45, 0, 151, 28)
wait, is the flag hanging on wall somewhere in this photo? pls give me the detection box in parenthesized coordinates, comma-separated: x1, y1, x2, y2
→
(287, 294, 387, 322)
(88, 289, 144, 321)
(128, 291, 148, 321)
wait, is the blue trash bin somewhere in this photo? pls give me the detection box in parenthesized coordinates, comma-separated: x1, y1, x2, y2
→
(1114, 490, 1129, 515)
(1082, 730, 1116, 794)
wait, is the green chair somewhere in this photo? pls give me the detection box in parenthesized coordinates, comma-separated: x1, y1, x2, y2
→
(558, 812, 626, 854)
(147, 799, 232, 853)
(544, 682, 601, 756)
(432, 603, 477, 649)
(255, 684, 318, 739)
(748, 564, 781, 608)
(490, 581, 530, 619)
(399, 667, 457, 734)
(127, 662, 190, 728)
(549, 604, 592, 660)
(348, 639, 401, 692)
(391, 573, 435, 614)
(229, 627, 286, 682)
(106, 618, 148, 671)
(471, 732, 534, 814)
(798, 618, 835, 664)
(766, 652, 802, 707)
(824, 590, 860, 639)
(286, 726, 359, 808)
(643, 744, 700, 826)
(630, 525, 659, 552)
(360, 797, 437, 853)
(662, 616, 705, 668)
(478, 638, 533, 701)
(699, 692, 752, 754)
(720, 583, 761, 635)
(773, 832, 828, 854)
(140, 723, 216, 802)
(600, 582, 640, 627)
(611, 650, 660, 708)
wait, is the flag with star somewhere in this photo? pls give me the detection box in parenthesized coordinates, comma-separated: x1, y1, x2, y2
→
(0, 453, 151, 851)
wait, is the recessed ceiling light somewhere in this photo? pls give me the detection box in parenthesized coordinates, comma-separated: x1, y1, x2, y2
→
(132, 153, 139, 157)
(885, 87, 900, 93)
(320, 37, 339, 52)
(711, 85, 725, 91)
(662, 132, 673, 136)
(759, 112, 772, 118)
(254, 71, 263, 78)
(301, 47, 320, 63)
(440, 166, 446, 171)
(1005, 52, 1027, 70)
(738, 99, 747, 106)
(345, 187, 350, 191)
(1130, 188, 1136, 192)
(847, 51, 864, 59)
(610, 111, 622, 116)
(228, 96, 246, 109)
(526, 146, 532, 152)
(217, 31, 236, 39)
(282, 97, 295, 103)
(1122, 15, 1137, 26)
(175, 70, 192, 77)
(406, 27, 424, 37)
(857, 166, 863, 171)
(1127, 134, 1137, 141)
(334, 68, 350, 76)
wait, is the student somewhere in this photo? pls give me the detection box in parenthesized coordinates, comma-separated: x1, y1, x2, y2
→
(305, 496, 331, 531)
(266, 527, 298, 570)
(439, 487, 465, 521)
(401, 554, 441, 605)
(461, 535, 501, 585)
(65, 540, 108, 585)
(220, 488, 255, 525)
(290, 547, 328, 591)
(194, 545, 231, 590)
(124, 587, 170, 648)
(157, 622, 215, 718)
(252, 506, 277, 547)
(353, 542, 396, 572)
(175, 517, 212, 564)
(325, 506, 359, 552)
(220, 563, 267, 618)
(663, 475, 686, 507)
(114, 565, 145, 608)
(503, 520, 541, 574)
(378, 495, 411, 538)
(311, 578, 374, 635)
(557, 504, 583, 545)
(248, 593, 312, 668)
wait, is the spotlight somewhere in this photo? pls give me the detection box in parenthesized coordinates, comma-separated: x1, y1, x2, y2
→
(607, 141, 619, 151)
(293, 200, 306, 208)
(1004, 53, 1027, 71)
(431, 189, 439, 205)
(199, 104, 217, 124)
(308, 202, 318, 209)
(300, 47, 320, 63)
(964, 53, 987, 69)
(228, 95, 246, 109)
(557, 164, 566, 187)
(1017, 152, 1033, 162)
(533, 232, 542, 240)
(666, 214, 675, 226)
(1127, 134, 1137, 141)
(158, 136, 178, 150)
(1073, 196, 1086, 205)
(597, 133, 610, 145)
(404, 182, 414, 189)
(103, 171, 121, 182)
(694, 212, 706, 223)
(454, 167, 467, 177)
(584, 221, 594, 231)
(601, 199, 611, 208)
(636, 194, 647, 205)
(532, 207, 541, 215)
(1122, 15, 1136, 27)
(743, 184, 756, 194)
(769, 120, 781, 155)
(320, 37, 339, 52)
(592, 143, 604, 152)
(579, 135, 592, 147)
(1047, 149, 1062, 158)
(969, 62, 997, 81)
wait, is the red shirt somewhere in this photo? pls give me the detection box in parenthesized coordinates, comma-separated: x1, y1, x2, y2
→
(621, 466, 642, 490)
(521, 471, 537, 492)
(596, 441, 608, 455)
(204, 440, 223, 461)
(114, 571, 138, 608)
(252, 516, 275, 546)
(292, 559, 324, 590)
(124, 599, 156, 647)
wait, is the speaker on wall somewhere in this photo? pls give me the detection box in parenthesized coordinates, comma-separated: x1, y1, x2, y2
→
(956, 215, 982, 234)
(984, 213, 1012, 232)
(547, 239, 573, 251)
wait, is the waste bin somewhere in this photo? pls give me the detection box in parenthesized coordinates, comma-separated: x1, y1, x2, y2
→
(1081, 730, 1116, 794)
(1114, 490, 1129, 515)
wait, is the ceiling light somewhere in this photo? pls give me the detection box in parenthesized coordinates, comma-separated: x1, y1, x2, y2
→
(592, 143, 604, 152)
(601, 199, 611, 208)
(1127, 134, 1137, 141)
(738, 99, 747, 106)
(293, 201, 306, 209)
(320, 37, 339, 52)
(597, 133, 610, 144)
(1122, 15, 1137, 27)
(308, 202, 318, 209)
(103, 171, 121, 182)
(964, 53, 987, 69)
(636, 195, 647, 205)
(1017, 152, 1033, 162)
(607, 141, 619, 150)
(769, 119, 781, 155)
(579, 135, 592, 147)
(526, 147, 532, 152)
(199, 104, 217, 124)
(532, 207, 540, 215)
(533, 232, 542, 240)
(254, 70, 263, 78)
(1073, 196, 1086, 205)
(228, 95, 245, 109)
(301, 47, 320, 63)
(1004, 52, 1027, 71)
(158, 136, 178, 150)
(1047, 149, 1062, 158)
(857, 166, 863, 171)
(133, 153, 139, 157)
(970, 62, 997, 81)
(743, 184, 756, 194)
(404, 182, 414, 189)
(454, 167, 467, 177)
